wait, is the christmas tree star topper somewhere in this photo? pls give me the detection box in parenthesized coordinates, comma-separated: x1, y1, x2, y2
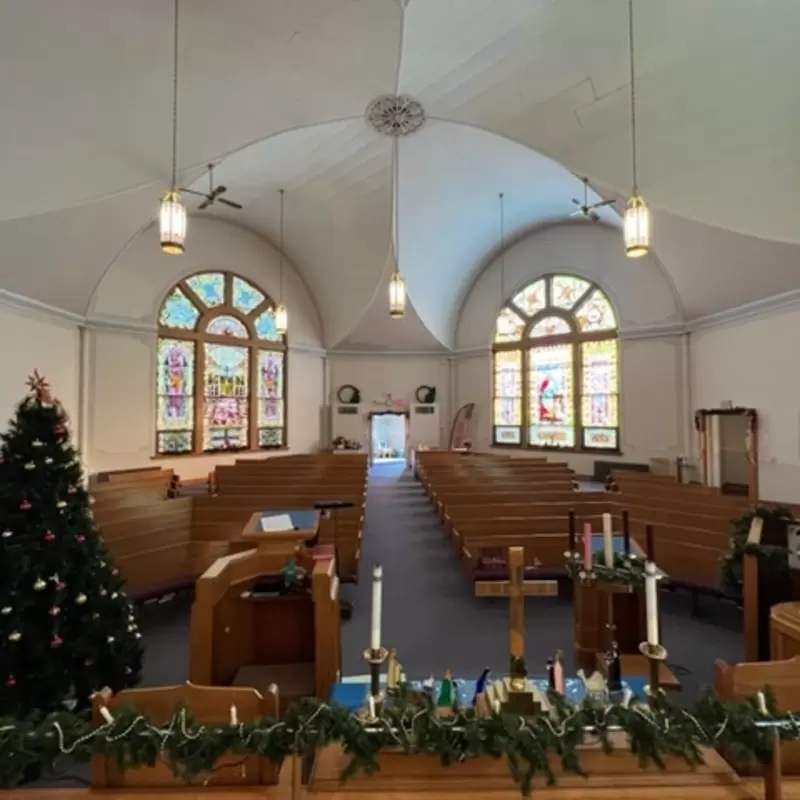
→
(26, 370, 52, 405)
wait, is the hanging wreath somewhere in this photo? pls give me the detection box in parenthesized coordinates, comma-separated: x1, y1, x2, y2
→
(415, 385, 436, 404)
(336, 385, 361, 404)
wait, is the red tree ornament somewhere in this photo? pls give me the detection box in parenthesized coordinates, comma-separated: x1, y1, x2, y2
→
(74, 534, 85, 543)
(50, 635, 63, 648)
(44, 530, 55, 542)
(5, 675, 15, 687)
(53, 424, 66, 435)
(19, 499, 31, 511)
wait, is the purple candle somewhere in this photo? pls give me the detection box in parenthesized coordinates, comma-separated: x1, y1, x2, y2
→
(645, 524, 655, 563)
(568, 510, 576, 553)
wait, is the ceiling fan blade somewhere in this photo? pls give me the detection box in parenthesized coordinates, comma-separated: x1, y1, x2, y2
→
(592, 199, 616, 208)
(571, 198, 581, 206)
(218, 198, 243, 210)
(214, 185, 228, 195)
(197, 199, 211, 211)
(179, 188, 206, 197)
(569, 210, 583, 217)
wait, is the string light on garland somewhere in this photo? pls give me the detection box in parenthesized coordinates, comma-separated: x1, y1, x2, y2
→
(0, 606, 11, 615)
(75, 594, 87, 605)
(0, 691, 793, 793)
(7, 631, 20, 642)
(1, 530, 11, 539)
(33, 578, 46, 591)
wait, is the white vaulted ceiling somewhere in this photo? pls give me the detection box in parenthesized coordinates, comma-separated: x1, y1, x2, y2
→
(0, 0, 798, 349)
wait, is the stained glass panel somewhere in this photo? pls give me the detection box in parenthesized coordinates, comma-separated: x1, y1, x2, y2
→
(254, 308, 281, 341)
(583, 428, 618, 450)
(203, 344, 249, 451)
(575, 290, 617, 332)
(511, 280, 546, 318)
(156, 338, 195, 435)
(159, 288, 199, 330)
(529, 316, 571, 338)
(581, 339, 619, 427)
(232, 277, 265, 315)
(260, 428, 283, 447)
(257, 351, 284, 447)
(157, 431, 193, 454)
(186, 272, 225, 307)
(207, 315, 248, 338)
(494, 307, 525, 343)
(493, 350, 522, 442)
(551, 275, 591, 310)
(494, 350, 522, 397)
(528, 344, 574, 448)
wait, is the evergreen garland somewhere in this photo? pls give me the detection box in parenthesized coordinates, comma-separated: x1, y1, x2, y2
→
(719, 506, 794, 597)
(564, 549, 646, 588)
(0, 689, 794, 793)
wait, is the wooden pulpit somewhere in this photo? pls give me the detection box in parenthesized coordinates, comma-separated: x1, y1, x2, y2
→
(188, 545, 340, 716)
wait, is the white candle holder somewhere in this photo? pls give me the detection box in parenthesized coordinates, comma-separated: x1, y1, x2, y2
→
(639, 641, 668, 696)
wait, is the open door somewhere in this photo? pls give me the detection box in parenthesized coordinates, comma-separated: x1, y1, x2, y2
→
(368, 411, 408, 466)
(696, 408, 758, 500)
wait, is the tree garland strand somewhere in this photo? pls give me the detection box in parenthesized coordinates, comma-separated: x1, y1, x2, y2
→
(0, 690, 796, 793)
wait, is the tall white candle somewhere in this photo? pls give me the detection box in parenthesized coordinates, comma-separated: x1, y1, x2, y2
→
(229, 704, 238, 726)
(370, 564, 382, 652)
(644, 561, 659, 646)
(602, 513, 614, 567)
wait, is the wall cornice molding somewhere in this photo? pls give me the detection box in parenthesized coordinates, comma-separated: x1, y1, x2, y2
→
(0, 289, 84, 326)
(685, 289, 800, 333)
(5, 285, 800, 346)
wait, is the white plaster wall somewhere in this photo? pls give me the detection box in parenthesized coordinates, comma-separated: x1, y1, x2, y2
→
(453, 223, 685, 474)
(328, 354, 451, 448)
(89, 216, 323, 349)
(691, 305, 800, 502)
(456, 222, 682, 351)
(0, 304, 80, 429)
(87, 329, 324, 478)
(85, 217, 325, 478)
(454, 337, 684, 475)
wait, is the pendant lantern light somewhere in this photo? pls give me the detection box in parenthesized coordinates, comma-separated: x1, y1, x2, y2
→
(623, 0, 650, 258)
(159, 0, 187, 254)
(275, 189, 288, 336)
(389, 136, 406, 319)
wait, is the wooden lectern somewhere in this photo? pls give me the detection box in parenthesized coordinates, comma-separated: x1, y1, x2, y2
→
(188, 526, 341, 716)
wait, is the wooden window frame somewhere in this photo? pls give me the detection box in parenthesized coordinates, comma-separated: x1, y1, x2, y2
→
(491, 275, 620, 454)
(155, 271, 288, 457)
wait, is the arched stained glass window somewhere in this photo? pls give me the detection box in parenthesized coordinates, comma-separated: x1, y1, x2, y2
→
(492, 274, 619, 451)
(156, 271, 287, 455)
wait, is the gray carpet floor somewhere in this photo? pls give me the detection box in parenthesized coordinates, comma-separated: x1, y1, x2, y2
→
(140, 461, 743, 700)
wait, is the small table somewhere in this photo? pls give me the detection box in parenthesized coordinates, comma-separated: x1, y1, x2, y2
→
(595, 652, 680, 691)
(236, 509, 320, 557)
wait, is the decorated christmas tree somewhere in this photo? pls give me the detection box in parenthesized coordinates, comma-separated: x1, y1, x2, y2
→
(0, 372, 143, 718)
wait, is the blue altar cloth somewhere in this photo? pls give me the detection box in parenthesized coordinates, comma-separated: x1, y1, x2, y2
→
(258, 509, 318, 531)
(330, 675, 648, 711)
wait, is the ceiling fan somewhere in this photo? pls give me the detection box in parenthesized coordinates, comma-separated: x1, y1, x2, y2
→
(180, 163, 243, 211)
(570, 177, 614, 222)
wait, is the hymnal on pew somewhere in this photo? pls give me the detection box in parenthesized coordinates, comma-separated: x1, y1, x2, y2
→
(259, 514, 294, 533)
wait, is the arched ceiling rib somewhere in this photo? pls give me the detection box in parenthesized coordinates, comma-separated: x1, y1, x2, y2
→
(0, 0, 798, 348)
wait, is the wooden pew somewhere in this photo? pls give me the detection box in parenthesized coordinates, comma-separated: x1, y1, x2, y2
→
(91, 682, 280, 788)
(714, 655, 800, 783)
(91, 470, 192, 602)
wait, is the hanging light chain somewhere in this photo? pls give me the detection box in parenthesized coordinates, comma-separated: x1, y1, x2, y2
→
(499, 192, 506, 305)
(393, 135, 400, 276)
(278, 189, 285, 303)
(170, 0, 180, 190)
(628, 0, 639, 194)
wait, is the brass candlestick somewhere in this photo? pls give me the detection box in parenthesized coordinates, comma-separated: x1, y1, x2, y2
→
(363, 646, 389, 709)
(639, 641, 668, 696)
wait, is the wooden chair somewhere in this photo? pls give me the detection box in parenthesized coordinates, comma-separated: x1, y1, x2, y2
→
(91, 681, 280, 788)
